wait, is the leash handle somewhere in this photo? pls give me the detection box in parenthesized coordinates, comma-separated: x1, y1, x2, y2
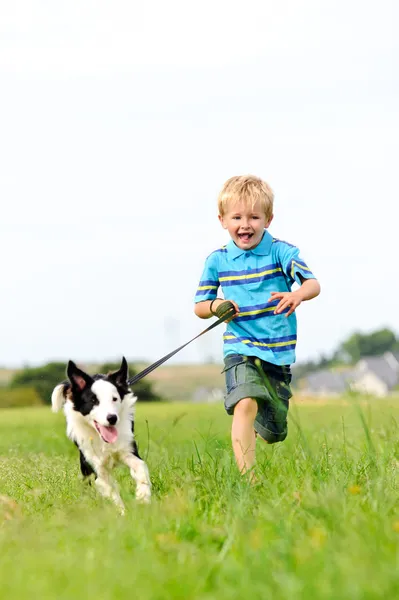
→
(127, 307, 235, 386)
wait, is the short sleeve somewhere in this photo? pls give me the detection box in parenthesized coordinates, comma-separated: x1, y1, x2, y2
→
(277, 242, 316, 286)
(194, 252, 220, 303)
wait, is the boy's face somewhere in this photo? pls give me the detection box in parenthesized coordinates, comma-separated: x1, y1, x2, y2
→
(219, 200, 273, 250)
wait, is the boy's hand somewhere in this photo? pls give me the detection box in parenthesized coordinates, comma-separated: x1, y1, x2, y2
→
(211, 299, 239, 322)
(268, 290, 304, 317)
(269, 279, 321, 317)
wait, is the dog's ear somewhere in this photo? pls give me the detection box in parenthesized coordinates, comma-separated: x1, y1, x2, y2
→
(108, 356, 129, 387)
(67, 360, 93, 391)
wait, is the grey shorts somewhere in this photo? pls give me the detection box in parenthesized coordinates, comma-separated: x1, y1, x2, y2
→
(222, 354, 292, 444)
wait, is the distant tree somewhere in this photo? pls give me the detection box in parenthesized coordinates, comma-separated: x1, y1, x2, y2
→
(339, 328, 398, 363)
(293, 327, 399, 382)
(99, 362, 161, 402)
(9, 362, 67, 404)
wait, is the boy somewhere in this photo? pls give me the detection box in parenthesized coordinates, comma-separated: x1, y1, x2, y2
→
(194, 175, 320, 479)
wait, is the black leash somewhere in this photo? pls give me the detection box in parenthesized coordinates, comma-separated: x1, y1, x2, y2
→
(127, 306, 234, 386)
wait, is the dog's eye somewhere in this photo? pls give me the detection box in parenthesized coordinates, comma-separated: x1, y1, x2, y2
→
(113, 397, 118, 402)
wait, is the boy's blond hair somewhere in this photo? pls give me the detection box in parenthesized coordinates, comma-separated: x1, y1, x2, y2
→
(217, 175, 274, 220)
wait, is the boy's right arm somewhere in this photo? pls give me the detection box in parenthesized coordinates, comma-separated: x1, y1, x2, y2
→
(194, 253, 219, 319)
(194, 253, 239, 320)
(194, 298, 239, 320)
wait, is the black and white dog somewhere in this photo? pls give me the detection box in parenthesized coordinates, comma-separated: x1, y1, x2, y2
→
(51, 357, 151, 512)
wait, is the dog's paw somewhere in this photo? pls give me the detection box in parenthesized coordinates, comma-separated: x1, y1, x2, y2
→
(136, 485, 151, 504)
(113, 497, 126, 515)
(114, 500, 126, 515)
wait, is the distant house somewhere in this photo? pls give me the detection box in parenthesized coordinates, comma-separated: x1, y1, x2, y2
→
(298, 369, 355, 397)
(350, 353, 399, 397)
(298, 352, 399, 397)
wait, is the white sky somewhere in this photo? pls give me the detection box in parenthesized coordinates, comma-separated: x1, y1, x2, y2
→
(0, 0, 398, 367)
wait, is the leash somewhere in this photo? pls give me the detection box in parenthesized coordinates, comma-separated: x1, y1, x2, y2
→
(127, 305, 235, 386)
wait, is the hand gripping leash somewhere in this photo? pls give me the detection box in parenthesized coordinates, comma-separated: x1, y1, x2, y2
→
(127, 301, 235, 386)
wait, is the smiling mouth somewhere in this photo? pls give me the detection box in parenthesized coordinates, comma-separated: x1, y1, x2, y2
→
(94, 421, 118, 444)
(238, 232, 253, 242)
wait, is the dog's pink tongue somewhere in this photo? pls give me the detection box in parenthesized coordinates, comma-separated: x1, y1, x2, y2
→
(99, 425, 118, 444)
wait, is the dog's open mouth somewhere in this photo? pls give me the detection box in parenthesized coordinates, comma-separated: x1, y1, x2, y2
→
(94, 421, 118, 444)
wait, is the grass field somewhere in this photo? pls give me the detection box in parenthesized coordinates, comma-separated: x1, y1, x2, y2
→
(1, 398, 399, 599)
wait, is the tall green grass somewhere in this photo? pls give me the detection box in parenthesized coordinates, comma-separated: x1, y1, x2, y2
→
(1, 399, 399, 599)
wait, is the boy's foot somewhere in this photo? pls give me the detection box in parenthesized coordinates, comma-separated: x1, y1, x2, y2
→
(240, 468, 259, 486)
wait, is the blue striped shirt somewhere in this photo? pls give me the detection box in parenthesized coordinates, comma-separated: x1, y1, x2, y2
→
(195, 230, 316, 366)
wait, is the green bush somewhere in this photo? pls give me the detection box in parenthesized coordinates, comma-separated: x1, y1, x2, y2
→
(0, 387, 43, 408)
(99, 362, 161, 402)
(9, 363, 67, 405)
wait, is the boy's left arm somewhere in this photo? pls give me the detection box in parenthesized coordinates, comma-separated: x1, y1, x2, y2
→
(270, 275, 321, 317)
(270, 244, 320, 317)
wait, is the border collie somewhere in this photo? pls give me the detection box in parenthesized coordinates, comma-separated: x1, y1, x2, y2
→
(51, 357, 151, 512)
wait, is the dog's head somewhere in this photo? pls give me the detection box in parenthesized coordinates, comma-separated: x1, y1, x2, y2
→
(53, 357, 132, 444)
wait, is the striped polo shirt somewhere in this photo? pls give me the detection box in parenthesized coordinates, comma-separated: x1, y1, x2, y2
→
(195, 230, 316, 366)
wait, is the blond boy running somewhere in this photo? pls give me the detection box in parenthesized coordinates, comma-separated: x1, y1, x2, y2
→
(194, 175, 320, 478)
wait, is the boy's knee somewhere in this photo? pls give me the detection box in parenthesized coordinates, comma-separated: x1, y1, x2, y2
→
(234, 397, 258, 418)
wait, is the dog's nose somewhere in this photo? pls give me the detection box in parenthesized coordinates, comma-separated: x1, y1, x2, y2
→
(107, 414, 117, 426)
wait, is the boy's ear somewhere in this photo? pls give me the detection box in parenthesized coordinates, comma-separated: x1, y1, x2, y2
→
(218, 214, 227, 229)
(265, 214, 274, 228)
(67, 361, 93, 391)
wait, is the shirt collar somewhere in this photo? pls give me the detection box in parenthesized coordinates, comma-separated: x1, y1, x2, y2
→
(226, 230, 273, 259)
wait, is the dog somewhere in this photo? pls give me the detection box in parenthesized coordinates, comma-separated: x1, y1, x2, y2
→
(51, 357, 151, 512)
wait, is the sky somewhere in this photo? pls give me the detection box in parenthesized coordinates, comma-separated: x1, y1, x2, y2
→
(0, 0, 398, 367)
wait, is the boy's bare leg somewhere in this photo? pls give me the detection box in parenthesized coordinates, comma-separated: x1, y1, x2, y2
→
(231, 397, 258, 479)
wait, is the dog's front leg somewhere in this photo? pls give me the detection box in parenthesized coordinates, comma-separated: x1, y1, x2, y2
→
(122, 454, 151, 503)
(95, 467, 125, 515)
